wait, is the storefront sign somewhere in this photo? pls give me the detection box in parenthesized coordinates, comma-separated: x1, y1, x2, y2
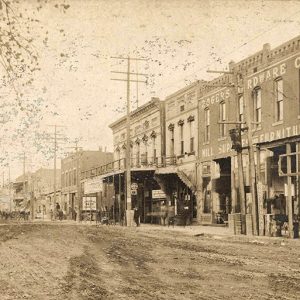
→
(252, 125, 300, 144)
(247, 63, 287, 89)
(201, 123, 300, 159)
(152, 189, 166, 199)
(199, 88, 230, 109)
(84, 177, 103, 194)
(247, 55, 300, 90)
(82, 196, 97, 211)
(131, 183, 138, 190)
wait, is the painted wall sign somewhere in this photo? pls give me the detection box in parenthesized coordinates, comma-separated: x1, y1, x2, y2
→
(84, 177, 103, 194)
(201, 123, 300, 159)
(200, 89, 230, 109)
(247, 55, 300, 90)
(152, 189, 166, 199)
(82, 196, 97, 211)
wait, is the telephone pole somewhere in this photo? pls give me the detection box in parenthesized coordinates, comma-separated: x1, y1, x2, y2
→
(47, 125, 67, 219)
(111, 56, 147, 225)
(8, 164, 11, 212)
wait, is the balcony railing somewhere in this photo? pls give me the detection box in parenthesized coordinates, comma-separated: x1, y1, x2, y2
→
(81, 156, 177, 180)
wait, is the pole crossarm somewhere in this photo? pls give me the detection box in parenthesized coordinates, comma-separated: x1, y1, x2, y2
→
(111, 78, 147, 83)
(111, 56, 148, 61)
(205, 84, 235, 88)
(207, 70, 234, 74)
(111, 71, 147, 76)
(218, 121, 246, 124)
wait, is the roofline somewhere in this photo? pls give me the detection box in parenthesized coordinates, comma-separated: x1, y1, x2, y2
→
(109, 97, 161, 129)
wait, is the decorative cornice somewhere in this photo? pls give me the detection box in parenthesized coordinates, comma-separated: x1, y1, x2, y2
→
(168, 123, 175, 131)
(178, 119, 184, 126)
(142, 134, 148, 143)
(187, 115, 195, 122)
(150, 131, 157, 139)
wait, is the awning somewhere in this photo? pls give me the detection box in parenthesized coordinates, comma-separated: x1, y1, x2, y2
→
(155, 167, 196, 192)
(155, 166, 177, 174)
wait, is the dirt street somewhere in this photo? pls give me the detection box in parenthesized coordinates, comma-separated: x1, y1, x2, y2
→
(0, 223, 299, 300)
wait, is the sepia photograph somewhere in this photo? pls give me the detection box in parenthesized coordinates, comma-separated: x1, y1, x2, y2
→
(0, 0, 299, 299)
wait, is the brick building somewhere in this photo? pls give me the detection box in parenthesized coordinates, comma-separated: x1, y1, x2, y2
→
(61, 148, 113, 220)
(198, 36, 300, 235)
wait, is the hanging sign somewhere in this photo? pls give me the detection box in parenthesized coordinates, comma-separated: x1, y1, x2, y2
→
(82, 196, 97, 211)
(152, 189, 166, 199)
(84, 176, 103, 194)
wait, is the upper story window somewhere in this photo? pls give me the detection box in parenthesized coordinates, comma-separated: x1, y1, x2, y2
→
(121, 133, 126, 140)
(144, 120, 149, 129)
(275, 78, 283, 122)
(134, 125, 142, 134)
(204, 108, 210, 142)
(219, 101, 226, 138)
(238, 95, 244, 123)
(177, 96, 185, 113)
(179, 122, 184, 155)
(186, 92, 196, 108)
(253, 87, 262, 129)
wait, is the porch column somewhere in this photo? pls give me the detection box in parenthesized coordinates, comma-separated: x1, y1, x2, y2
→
(231, 156, 237, 213)
(286, 143, 294, 238)
(196, 162, 203, 224)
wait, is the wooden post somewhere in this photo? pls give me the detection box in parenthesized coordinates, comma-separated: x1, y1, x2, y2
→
(256, 146, 264, 236)
(286, 143, 294, 238)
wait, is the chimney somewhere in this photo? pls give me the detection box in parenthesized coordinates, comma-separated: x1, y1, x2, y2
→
(262, 43, 270, 63)
(228, 60, 235, 72)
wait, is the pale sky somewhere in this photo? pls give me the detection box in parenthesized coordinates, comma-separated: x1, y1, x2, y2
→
(1, 0, 300, 180)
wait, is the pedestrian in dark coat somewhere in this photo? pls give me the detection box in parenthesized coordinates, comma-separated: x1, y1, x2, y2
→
(133, 207, 140, 227)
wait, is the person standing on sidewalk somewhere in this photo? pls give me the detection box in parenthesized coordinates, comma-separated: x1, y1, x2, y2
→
(134, 206, 140, 227)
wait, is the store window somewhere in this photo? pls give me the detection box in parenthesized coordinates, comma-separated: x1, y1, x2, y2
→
(253, 87, 262, 128)
(204, 108, 210, 142)
(275, 78, 283, 121)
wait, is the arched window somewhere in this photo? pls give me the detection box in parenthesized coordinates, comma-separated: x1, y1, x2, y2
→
(219, 101, 226, 137)
(253, 87, 262, 129)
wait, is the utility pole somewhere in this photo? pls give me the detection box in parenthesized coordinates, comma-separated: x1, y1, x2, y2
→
(8, 164, 11, 212)
(47, 125, 67, 220)
(23, 152, 26, 209)
(243, 85, 259, 236)
(111, 56, 147, 226)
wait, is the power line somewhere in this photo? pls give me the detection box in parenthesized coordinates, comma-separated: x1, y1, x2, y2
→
(155, 9, 300, 95)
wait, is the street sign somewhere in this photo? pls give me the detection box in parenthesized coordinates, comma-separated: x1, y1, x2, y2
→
(82, 196, 97, 211)
(131, 183, 138, 190)
(131, 190, 137, 195)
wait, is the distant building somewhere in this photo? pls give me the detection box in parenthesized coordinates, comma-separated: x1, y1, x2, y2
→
(61, 148, 113, 220)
